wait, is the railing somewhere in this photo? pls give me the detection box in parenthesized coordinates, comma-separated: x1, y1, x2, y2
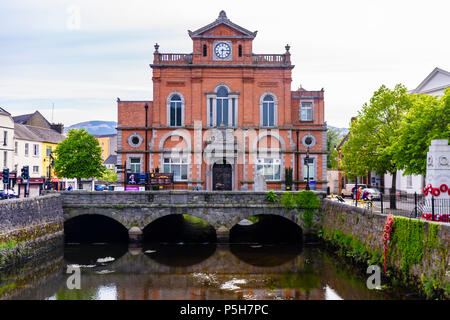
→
(252, 54, 289, 65)
(155, 53, 193, 64)
(374, 189, 449, 222)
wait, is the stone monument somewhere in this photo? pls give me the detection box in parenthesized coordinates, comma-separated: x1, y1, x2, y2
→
(253, 173, 267, 191)
(423, 139, 450, 219)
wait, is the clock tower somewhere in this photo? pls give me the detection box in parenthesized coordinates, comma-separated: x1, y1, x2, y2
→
(188, 10, 258, 64)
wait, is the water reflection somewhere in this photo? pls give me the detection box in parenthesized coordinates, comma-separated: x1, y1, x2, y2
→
(0, 244, 420, 300)
(144, 243, 216, 267)
(229, 244, 301, 267)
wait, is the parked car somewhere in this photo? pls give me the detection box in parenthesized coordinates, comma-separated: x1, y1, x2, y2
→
(0, 189, 19, 199)
(94, 184, 105, 191)
(341, 183, 367, 198)
(362, 188, 381, 201)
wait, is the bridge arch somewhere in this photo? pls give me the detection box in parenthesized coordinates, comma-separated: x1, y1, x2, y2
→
(142, 213, 217, 244)
(64, 214, 129, 243)
(229, 214, 303, 244)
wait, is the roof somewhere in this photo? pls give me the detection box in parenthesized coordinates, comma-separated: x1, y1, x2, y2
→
(0, 107, 11, 116)
(103, 154, 117, 165)
(14, 123, 65, 144)
(12, 111, 51, 127)
(94, 134, 117, 138)
(410, 67, 450, 94)
(336, 133, 349, 151)
(188, 10, 257, 39)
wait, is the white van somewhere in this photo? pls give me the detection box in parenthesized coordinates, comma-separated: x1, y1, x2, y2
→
(341, 183, 367, 198)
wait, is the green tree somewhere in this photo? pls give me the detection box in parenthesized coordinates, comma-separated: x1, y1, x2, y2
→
(327, 128, 340, 169)
(392, 88, 450, 176)
(101, 168, 117, 183)
(341, 84, 413, 208)
(53, 129, 105, 189)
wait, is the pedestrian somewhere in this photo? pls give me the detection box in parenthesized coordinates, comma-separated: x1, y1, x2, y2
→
(68, 184, 73, 191)
(357, 186, 363, 201)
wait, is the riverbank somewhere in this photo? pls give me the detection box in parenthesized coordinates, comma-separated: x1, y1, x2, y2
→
(0, 194, 64, 269)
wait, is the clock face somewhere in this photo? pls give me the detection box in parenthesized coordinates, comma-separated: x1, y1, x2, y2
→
(214, 42, 231, 59)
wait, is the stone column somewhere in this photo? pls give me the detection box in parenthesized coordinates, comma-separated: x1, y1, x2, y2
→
(128, 227, 143, 244)
(216, 226, 230, 243)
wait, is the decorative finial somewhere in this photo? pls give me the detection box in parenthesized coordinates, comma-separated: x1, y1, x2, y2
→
(154, 43, 159, 53)
(218, 10, 227, 20)
(285, 44, 290, 53)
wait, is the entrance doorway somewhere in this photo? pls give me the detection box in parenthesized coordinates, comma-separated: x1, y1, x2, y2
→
(213, 163, 232, 190)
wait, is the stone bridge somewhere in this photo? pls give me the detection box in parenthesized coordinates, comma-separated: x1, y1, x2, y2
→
(47, 190, 326, 242)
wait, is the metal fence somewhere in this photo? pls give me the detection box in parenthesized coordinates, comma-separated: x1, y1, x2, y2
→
(373, 189, 450, 222)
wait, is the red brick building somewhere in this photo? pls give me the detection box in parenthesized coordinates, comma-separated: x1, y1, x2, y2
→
(117, 11, 326, 191)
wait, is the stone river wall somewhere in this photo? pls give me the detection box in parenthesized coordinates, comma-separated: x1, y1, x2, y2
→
(0, 194, 64, 269)
(321, 198, 449, 298)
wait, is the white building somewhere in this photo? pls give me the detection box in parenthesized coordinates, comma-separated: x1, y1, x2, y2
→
(0, 107, 15, 172)
(384, 67, 450, 194)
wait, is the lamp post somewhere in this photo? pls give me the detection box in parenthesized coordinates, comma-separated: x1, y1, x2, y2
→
(46, 152, 55, 190)
(305, 146, 310, 190)
(304, 136, 313, 191)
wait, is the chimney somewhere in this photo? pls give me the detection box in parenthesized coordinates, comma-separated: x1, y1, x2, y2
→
(51, 123, 64, 134)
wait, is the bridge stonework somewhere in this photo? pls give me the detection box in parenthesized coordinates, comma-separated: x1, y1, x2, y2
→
(49, 190, 326, 242)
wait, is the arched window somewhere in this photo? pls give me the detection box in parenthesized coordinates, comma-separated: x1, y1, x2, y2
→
(238, 44, 242, 57)
(203, 44, 207, 57)
(206, 84, 238, 127)
(167, 93, 183, 127)
(260, 93, 277, 127)
(216, 86, 229, 126)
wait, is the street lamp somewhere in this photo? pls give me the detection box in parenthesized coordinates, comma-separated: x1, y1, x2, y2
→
(46, 152, 55, 190)
(304, 136, 313, 190)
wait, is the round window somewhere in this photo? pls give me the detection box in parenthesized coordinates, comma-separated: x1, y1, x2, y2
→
(128, 133, 143, 147)
(131, 136, 140, 145)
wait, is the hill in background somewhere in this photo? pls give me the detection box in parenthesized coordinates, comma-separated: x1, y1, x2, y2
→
(327, 125, 349, 139)
(65, 121, 117, 135)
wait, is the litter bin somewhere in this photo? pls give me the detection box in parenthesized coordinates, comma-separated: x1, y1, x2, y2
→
(309, 180, 316, 190)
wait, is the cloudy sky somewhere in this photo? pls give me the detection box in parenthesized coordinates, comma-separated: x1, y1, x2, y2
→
(1, 0, 449, 128)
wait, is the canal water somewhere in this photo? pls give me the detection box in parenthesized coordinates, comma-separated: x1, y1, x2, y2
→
(0, 243, 421, 300)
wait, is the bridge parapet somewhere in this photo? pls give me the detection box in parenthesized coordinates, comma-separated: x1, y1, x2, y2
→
(46, 190, 326, 207)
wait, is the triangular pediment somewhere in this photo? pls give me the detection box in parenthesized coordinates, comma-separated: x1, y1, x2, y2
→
(188, 11, 257, 39)
(411, 67, 450, 94)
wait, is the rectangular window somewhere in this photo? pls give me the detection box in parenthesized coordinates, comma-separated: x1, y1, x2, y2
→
(256, 158, 281, 181)
(300, 101, 313, 121)
(303, 159, 315, 181)
(130, 158, 141, 173)
(33, 144, 39, 156)
(46, 146, 52, 156)
(163, 156, 188, 181)
(33, 166, 39, 173)
(25, 143, 29, 156)
(170, 101, 182, 127)
(3, 131, 6, 146)
(14, 141, 18, 154)
(3, 151, 6, 167)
